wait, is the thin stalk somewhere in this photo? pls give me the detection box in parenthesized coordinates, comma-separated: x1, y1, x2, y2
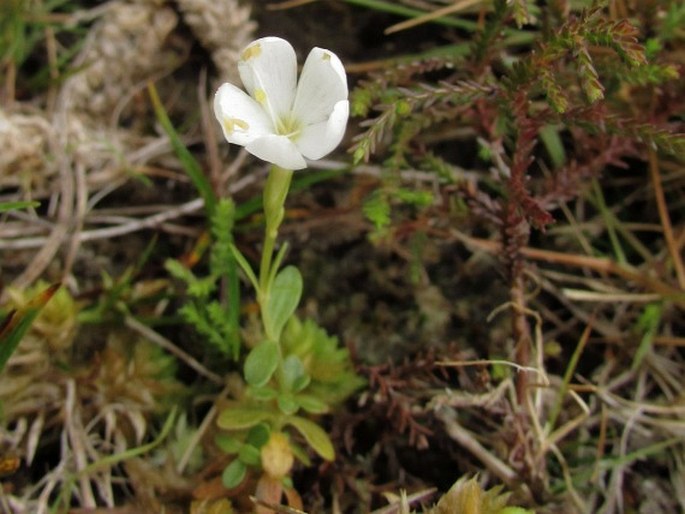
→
(547, 323, 592, 432)
(591, 179, 626, 265)
(259, 167, 294, 297)
(259, 223, 278, 299)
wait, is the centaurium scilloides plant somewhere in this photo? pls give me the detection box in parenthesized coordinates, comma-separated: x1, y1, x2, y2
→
(210, 37, 361, 509)
(213, 36, 349, 350)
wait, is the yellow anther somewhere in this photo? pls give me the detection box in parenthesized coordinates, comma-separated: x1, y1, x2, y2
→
(241, 43, 262, 61)
(254, 89, 267, 105)
(223, 117, 249, 134)
(275, 114, 302, 139)
(322, 52, 331, 61)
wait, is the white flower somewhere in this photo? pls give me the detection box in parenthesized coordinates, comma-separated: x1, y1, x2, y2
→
(213, 37, 349, 170)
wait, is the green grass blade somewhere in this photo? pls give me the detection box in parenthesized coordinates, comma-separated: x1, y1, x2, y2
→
(0, 200, 39, 213)
(148, 82, 217, 218)
(591, 179, 627, 264)
(539, 125, 566, 169)
(0, 283, 60, 374)
(631, 303, 661, 371)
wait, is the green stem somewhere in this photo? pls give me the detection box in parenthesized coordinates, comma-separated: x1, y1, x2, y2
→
(259, 228, 277, 298)
(258, 166, 294, 320)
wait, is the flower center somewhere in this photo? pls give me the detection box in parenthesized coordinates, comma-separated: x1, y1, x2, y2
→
(254, 88, 302, 141)
(275, 113, 302, 141)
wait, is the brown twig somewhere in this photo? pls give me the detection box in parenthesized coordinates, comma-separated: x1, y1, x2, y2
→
(199, 68, 222, 195)
(648, 148, 685, 289)
(435, 406, 534, 502)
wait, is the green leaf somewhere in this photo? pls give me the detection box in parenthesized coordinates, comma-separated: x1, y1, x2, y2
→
(217, 407, 272, 430)
(206, 301, 235, 355)
(281, 355, 309, 392)
(244, 340, 280, 387)
(0, 283, 60, 374)
(238, 444, 261, 466)
(264, 266, 302, 341)
(249, 385, 279, 401)
(277, 393, 299, 416)
(209, 198, 241, 360)
(280, 317, 366, 406)
(215, 434, 242, 454)
(187, 277, 217, 298)
(362, 190, 391, 231)
(222, 460, 247, 489)
(164, 259, 194, 283)
(510, 0, 530, 28)
(209, 198, 236, 278)
(246, 424, 271, 448)
(285, 416, 335, 461)
(539, 124, 566, 169)
(295, 395, 330, 415)
(395, 188, 433, 207)
(0, 200, 39, 213)
(632, 303, 661, 372)
(292, 374, 311, 393)
(289, 440, 311, 466)
(229, 243, 259, 294)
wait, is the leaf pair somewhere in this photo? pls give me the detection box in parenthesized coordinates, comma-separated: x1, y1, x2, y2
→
(217, 423, 270, 488)
(243, 266, 303, 387)
(217, 407, 334, 463)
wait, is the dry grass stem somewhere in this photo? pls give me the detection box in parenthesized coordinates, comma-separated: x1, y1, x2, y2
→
(435, 406, 530, 498)
(385, 0, 485, 34)
(124, 315, 223, 385)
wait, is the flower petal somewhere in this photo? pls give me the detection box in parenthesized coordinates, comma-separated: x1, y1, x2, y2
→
(292, 47, 348, 126)
(214, 83, 275, 146)
(238, 37, 297, 123)
(246, 134, 307, 170)
(296, 100, 349, 161)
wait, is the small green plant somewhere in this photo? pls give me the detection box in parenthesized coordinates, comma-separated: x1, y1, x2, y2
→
(166, 36, 364, 508)
(166, 199, 240, 359)
(378, 476, 534, 514)
(215, 314, 365, 491)
(425, 475, 533, 514)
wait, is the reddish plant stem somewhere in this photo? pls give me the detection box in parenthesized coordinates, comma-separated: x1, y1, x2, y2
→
(511, 268, 531, 404)
(502, 92, 540, 404)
